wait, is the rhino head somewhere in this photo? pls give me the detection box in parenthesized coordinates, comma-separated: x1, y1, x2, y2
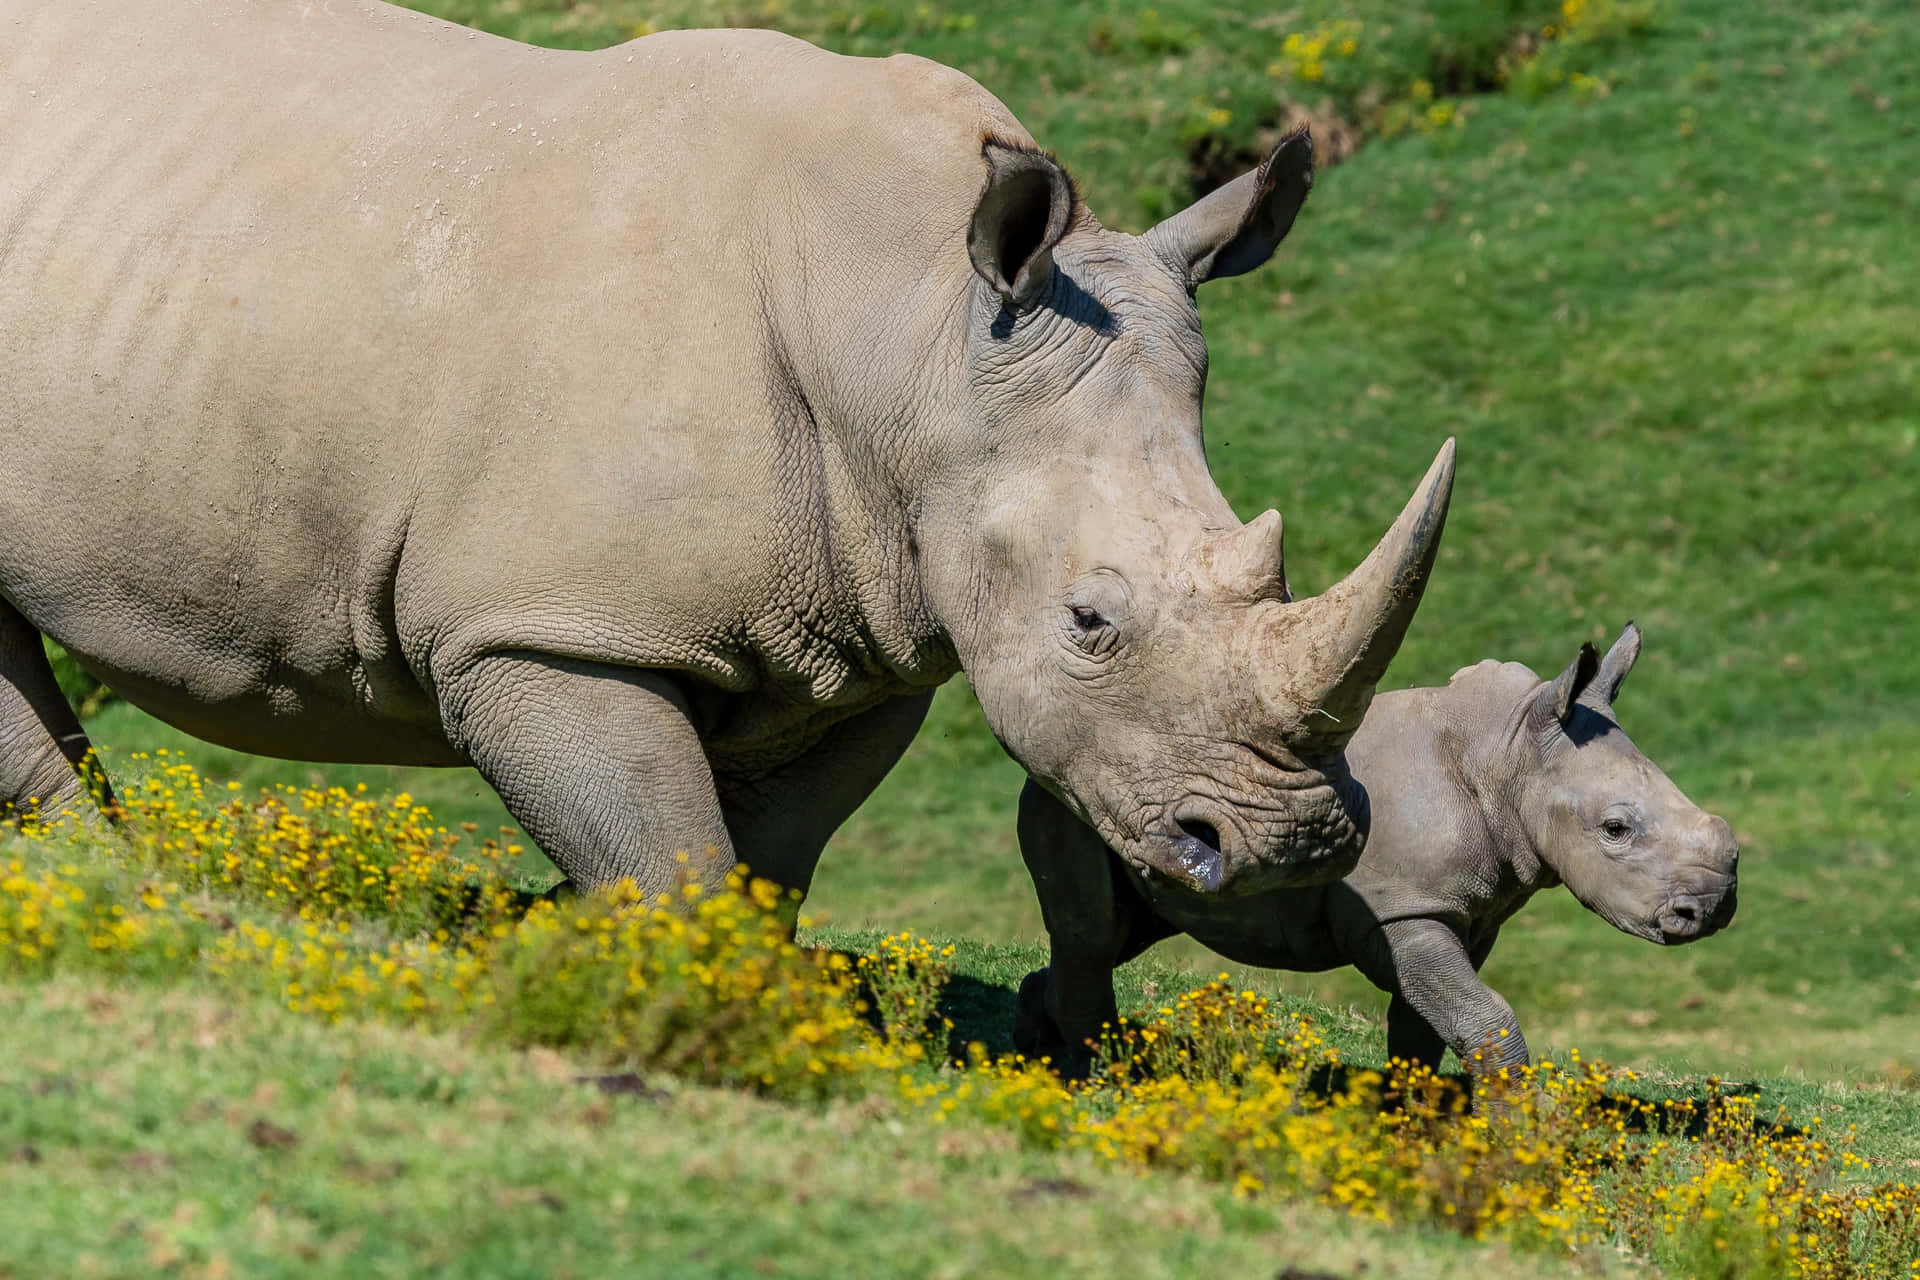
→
(1519, 624, 1739, 943)
(912, 129, 1452, 897)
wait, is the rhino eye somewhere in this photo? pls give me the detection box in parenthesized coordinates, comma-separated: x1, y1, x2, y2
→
(1064, 605, 1119, 656)
(1062, 572, 1131, 658)
(1601, 818, 1632, 841)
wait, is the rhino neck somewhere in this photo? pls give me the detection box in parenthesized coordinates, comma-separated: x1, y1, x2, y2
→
(746, 196, 1008, 691)
(747, 316, 967, 703)
(1441, 666, 1563, 896)
(747, 274, 982, 701)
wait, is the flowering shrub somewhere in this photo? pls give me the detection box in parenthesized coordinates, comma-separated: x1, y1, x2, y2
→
(1505, 0, 1660, 100)
(8, 762, 894, 1099)
(474, 875, 891, 1095)
(1269, 19, 1363, 89)
(0, 857, 201, 977)
(909, 996, 1920, 1274)
(112, 752, 521, 936)
(855, 931, 957, 1058)
(3, 766, 1915, 1274)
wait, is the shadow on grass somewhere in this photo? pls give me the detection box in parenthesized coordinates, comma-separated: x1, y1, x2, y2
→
(1301, 1061, 1802, 1141)
(802, 945, 1023, 1058)
(938, 972, 1022, 1058)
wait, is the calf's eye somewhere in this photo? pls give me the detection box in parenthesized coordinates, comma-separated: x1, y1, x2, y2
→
(1070, 606, 1106, 631)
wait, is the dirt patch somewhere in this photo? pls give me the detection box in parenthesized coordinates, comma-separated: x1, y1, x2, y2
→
(1014, 1175, 1094, 1200)
(246, 1116, 300, 1150)
(576, 1071, 670, 1102)
(1188, 103, 1366, 197)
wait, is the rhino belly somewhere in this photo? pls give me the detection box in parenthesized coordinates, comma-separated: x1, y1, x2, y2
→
(1152, 886, 1346, 973)
(66, 645, 461, 768)
(1, 518, 461, 768)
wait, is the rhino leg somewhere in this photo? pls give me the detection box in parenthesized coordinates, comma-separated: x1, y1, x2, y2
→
(1385, 926, 1505, 1070)
(440, 654, 736, 896)
(716, 691, 933, 895)
(1376, 917, 1528, 1077)
(1386, 994, 1447, 1069)
(0, 600, 113, 823)
(1015, 778, 1173, 1075)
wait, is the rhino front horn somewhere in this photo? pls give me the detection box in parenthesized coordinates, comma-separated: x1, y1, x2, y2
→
(1263, 438, 1456, 747)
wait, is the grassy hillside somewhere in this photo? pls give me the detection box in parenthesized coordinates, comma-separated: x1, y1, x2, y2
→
(3, 777, 1915, 1276)
(10, 977, 1571, 1280)
(59, 0, 1919, 1100)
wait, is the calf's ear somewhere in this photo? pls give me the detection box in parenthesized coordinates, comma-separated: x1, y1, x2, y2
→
(1145, 128, 1313, 288)
(969, 141, 1076, 308)
(1543, 643, 1602, 726)
(1585, 621, 1643, 708)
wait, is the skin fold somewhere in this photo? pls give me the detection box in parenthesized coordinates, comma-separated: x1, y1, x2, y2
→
(2, 1, 1449, 906)
(1017, 624, 1740, 1078)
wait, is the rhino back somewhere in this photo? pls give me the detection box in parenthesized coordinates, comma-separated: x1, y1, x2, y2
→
(0, 2, 1011, 764)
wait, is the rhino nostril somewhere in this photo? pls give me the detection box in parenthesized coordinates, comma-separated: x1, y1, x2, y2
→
(1669, 899, 1699, 923)
(1176, 817, 1222, 854)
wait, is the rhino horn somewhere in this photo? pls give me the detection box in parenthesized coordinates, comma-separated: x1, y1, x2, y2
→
(1261, 438, 1456, 748)
(1195, 508, 1290, 602)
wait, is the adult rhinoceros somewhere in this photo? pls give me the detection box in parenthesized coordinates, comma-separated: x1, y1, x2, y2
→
(0, 1, 1450, 903)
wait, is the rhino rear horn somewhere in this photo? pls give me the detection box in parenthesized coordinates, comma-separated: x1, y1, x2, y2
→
(1196, 508, 1290, 602)
(1145, 128, 1313, 288)
(1263, 438, 1455, 746)
(969, 141, 1075, 307)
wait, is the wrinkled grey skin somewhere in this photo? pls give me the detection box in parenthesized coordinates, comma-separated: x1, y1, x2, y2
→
(1, 2, 1450, 904)
(1016, 624, 1740, 1076)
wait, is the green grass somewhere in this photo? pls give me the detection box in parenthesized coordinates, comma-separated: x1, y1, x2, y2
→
(7, 977, 1602, 1280)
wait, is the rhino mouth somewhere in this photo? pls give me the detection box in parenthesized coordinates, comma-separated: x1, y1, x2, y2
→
(1140, 779, 1365, 896)
(1165, 811, 1229, 892)
(1655, 885, 1737, 944)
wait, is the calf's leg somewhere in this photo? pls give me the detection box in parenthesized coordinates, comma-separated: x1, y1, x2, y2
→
(1377, 917, 1529, 1076)
(1385, 926, 1506, 1071)
(0, 599, 112, 822)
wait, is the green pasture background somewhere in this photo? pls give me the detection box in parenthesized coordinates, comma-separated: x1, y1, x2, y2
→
(61, 0, 1918, 1081)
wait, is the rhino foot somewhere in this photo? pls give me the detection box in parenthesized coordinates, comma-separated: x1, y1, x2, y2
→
(1012, 968, 1058, 1058)
(1013, 968, 1099, 1080)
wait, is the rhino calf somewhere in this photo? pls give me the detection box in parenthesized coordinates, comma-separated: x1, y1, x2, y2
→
(1015, 623, 1739, 1076)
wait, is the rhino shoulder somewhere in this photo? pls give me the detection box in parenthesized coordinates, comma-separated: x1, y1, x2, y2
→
(877, 51, 1032, 141)
(1445, 658, 1538, 692)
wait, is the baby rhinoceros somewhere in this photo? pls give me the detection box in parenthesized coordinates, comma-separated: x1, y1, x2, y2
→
(1015, 623, 1739, 1077)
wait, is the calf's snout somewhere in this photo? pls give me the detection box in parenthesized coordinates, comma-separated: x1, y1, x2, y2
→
(1692, 813, 1739, 873)
(1656, 878, 1737, 943)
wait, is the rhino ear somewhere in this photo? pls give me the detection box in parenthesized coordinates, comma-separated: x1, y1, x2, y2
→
(969, 140, 1075, 308)
(1543, 643, 1602, 727)
(1586, 621, 1643, 709)
(1145, 128, 1313, 289)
